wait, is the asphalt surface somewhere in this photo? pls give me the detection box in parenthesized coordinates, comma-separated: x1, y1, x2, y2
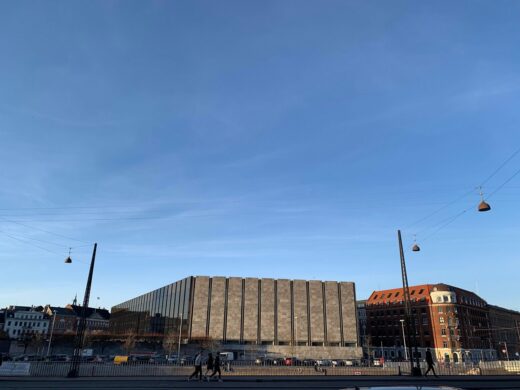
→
(1, 376, 520, 390)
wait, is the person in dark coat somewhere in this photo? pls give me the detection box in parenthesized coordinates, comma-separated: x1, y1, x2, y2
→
(204, 352, 214, 380)
(210, 352, 223, 382)
(424, 348, 438, 377)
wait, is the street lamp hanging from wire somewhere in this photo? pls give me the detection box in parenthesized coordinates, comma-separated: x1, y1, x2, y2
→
(64, 247, 72, 263)
(477, 187, 491, 212)
(412, 234, 421, 252)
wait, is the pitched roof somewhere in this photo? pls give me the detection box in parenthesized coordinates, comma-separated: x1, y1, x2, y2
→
(47, 306, 76, 316)
(67, 305, 110, 320)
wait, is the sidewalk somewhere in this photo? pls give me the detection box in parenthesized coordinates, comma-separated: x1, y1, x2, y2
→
(2, 374, 520, 381)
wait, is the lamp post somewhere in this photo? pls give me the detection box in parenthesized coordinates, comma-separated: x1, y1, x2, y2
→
(66, 243, 97, 378)
(397, 230, 422, 376)
(400, 319, 408, 361)
(294, 316, 298, 348)
(46, 310, 57, 357)
(501, 341, 510, 361)
(177, 312, 183, 363)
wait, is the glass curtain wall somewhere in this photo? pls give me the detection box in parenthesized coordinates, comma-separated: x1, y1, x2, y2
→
(110, 277, 193, 338)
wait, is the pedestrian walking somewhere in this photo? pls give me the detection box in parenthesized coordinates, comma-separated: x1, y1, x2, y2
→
(314, 361, 327, 375)
(210, 351, 223, 382)
(424, 348, 438, 378)
(204, 352, 214, 380)
(188, 351, 203, 381)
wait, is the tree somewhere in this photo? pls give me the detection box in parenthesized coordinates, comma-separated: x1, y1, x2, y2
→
(122, 333, 136, 355)
(91, 333, 113, 355)
(194, 337, 220, 353)
(162, 330, 179, 357)
(30, 333, 45, 356)
(82, 330, 93, 349)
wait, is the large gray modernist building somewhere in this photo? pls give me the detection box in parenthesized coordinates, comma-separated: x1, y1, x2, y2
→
(110, 276, 362, 359)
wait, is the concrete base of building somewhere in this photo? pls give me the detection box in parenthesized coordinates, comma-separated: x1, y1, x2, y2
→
(262, 345, 363, 360)
(184, 343, 363, 360)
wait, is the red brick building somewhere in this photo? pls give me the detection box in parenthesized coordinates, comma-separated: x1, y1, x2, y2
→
(487, 305, 520, 360)
(365, 283, 495, 363)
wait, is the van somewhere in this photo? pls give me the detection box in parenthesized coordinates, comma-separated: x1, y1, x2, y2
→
(113, 355, 129, 365)
(219, 352, 234, 361)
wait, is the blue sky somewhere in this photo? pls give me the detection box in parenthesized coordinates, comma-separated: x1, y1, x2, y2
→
(1, 1, 520, 311)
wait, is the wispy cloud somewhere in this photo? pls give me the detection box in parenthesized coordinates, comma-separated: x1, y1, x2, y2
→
(449, 79, 520, 109)
(0, 103, 122, 128)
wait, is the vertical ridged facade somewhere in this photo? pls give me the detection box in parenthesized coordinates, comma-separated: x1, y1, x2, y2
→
(112, 276, 359, 348)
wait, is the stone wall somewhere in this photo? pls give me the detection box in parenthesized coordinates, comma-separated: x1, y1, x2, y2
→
(225, 277, 242, 342)
(189, 276, 359, 348)
(190, 276, 209, 339)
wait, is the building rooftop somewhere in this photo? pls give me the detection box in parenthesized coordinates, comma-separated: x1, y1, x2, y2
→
(67, 304, 110, 320)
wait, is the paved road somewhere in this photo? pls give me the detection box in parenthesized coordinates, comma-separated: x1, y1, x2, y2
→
(1, 376, 520, 390)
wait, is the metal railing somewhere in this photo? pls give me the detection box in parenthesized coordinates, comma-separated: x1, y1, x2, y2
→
(24, 360, 520, 377)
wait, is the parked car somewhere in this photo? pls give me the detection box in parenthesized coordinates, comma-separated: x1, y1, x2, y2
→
(302, 359, 315, 366)
(150, 356, 167, 364)
(219, 352, 234, 361)
(266, 357, 284, 365)
(180, 355, 194, 365)
(129, 355, 153, 364)
(316, 359, 332, 366)
(46, 354, 70, 362)
(166, 355, 178, 364)
(113, 355, 129, 365)
(14, 355, 45, 362)
(260, 358, 275, 365)
(284, 357, 295, 366)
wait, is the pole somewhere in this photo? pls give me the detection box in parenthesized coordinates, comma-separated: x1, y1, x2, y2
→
(67, 243, 97, 378)
(367, 336, 371, 366)
(503, 341, 510, 361)
(46, 310, 57, 357)
(398, 230, 421, 376)
(294, 316, 298, 348)
(516, 321, 520, 358)
(380, 341, 384, 366)
(400, 319, 408, 361)
(177, 312, 183, 362)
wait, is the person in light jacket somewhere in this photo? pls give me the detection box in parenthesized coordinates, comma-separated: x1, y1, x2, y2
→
(188, 351, 203, 381)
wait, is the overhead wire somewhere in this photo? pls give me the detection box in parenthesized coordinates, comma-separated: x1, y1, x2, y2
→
(2, 147, 520, 257)
(408, 146, 520, 246)
(0, 229, 62, 255)
(479, 146, 520, 187)
(0, 216, 166, 222)
(0, 216, 90, 244)
(486, 165, 520, 200)
(420, 209, 469, 242)
(0, 230, 69, 248)
(406, 188, 475, 230)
